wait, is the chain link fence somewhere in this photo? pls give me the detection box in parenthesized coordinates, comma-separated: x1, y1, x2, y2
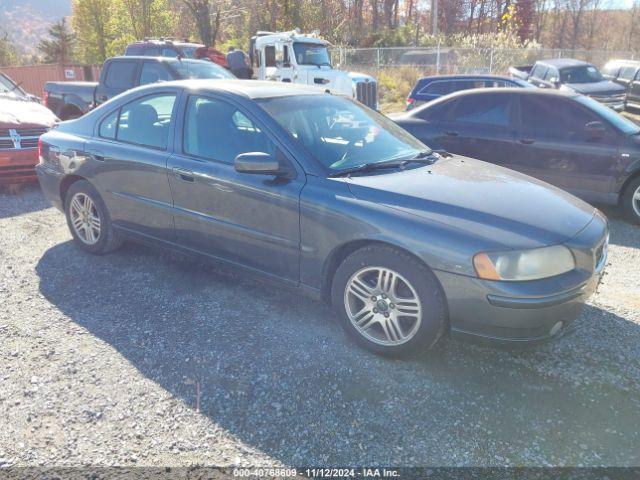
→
(331, 46, 635, 76)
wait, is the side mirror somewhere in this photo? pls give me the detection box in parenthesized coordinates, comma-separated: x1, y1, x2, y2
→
(234, 152, 281, 175)
(585, 121, 606, 140)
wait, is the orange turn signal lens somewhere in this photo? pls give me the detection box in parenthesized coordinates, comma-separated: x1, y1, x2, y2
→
(473, 252, 502, 281)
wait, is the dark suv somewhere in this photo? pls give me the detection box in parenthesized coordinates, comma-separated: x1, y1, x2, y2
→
(602, 59, 640, 110)
(125, 39, 228, 69)
(406, 75, 532, 110)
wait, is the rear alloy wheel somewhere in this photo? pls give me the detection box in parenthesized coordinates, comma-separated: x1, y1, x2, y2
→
(69, 193, 101, 245)
(332, 245, 447, 358)
(621, 177, 640, 225)
(64, 180, 123, 254)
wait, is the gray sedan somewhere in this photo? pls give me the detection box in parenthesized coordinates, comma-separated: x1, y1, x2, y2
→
(36, 80, 609, 357)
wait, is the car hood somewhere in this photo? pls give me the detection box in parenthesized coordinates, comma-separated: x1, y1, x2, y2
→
(0, 96, 58, 127)
(345, 156, 596, 250)
(563, 80, 626, 95)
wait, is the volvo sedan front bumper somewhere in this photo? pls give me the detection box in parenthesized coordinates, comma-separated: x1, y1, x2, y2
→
(435, 213, 608, 346)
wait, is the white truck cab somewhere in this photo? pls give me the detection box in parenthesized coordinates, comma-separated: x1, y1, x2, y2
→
(250, 29, 378, 109)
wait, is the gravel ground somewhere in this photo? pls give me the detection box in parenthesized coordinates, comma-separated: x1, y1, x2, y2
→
(1, 185, 640, 468)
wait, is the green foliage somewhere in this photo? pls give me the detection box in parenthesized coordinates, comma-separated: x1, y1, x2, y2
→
(38, 18, 76, 64)
(0, 29, 19, 67)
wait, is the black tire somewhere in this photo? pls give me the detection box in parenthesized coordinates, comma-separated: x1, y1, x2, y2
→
(621, 176, 640, 225)
(64, 180, 123, 254)
(331, 244, 447, 358)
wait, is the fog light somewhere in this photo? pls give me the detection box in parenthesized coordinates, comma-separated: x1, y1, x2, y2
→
(550, 321, 563, 336)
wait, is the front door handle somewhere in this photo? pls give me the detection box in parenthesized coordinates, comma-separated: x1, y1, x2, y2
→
(519, 138, 535, 145)
(445, 131, 459, 137)
(173, 167, 195, 182)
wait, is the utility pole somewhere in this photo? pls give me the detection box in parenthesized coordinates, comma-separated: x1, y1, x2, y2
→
(431, 0, 439, 36)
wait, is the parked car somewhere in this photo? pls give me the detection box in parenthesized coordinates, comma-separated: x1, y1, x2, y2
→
(394, 88, 640, 223)
(36, 80, 608, 356)
(0, 91, 57, 184)
(125, 38, 229, 69)
(0, 72, 42, 103)
(602, 59, 640, 110)
(509, 58, 626, 111)
(44, 56, 234, 120)
(405, 74, 533, 110)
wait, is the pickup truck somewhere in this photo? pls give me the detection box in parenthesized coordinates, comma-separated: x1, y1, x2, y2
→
(45, 56, 234, 120)
(509, 58, 627, 111)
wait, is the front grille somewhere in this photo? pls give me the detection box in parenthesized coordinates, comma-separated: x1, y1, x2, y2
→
(590, 94, 626, 103)
(0, 127, 48, 150)
(355, 81, 378, 109)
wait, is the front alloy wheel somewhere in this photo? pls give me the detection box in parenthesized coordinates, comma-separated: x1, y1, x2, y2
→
(622, 177, 640, 225)
(344, 267, 422, 346)
(332, 244, 446, 357)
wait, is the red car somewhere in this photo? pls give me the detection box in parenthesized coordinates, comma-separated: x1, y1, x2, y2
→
(0, 79, 57, 184)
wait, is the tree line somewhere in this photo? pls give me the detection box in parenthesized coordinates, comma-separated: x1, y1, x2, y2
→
(1, 0, 638, 67)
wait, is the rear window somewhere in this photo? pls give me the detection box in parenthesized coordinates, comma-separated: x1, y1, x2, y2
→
(104, 61, 137, 88)
(421, 81, 450, 95)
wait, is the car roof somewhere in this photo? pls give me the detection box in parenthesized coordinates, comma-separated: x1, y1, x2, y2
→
(537, 58, 591, 68)
(418, 86, 580, 107)
(417, 74, 517, 83)
(111, 56, 213, 64)
(605, 59, 640, 67)
(136, 79, 332, 99)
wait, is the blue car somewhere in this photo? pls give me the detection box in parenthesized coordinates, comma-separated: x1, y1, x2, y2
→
(406, 74, 533, 110)
(36, 80, 608, 357)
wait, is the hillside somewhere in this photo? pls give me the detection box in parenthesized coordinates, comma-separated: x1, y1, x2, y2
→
(0, 0, 72, 57)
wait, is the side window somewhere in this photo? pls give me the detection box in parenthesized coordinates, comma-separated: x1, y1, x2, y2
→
(125, 45, 143, 55)
(423, 81, 450, 95)
(449, 94, 510, 127)
(519, 96, 602, 141)
(116, 94, 176, 149)
(543, 68, 559, 82)
(620, 66, 637, 81)
(183, 96, 275, 163)
(162, 48, 179, 58)
(530, 64, 548, 80)
(450, 80, 475, 92)
(140, 62, 172, 85)
(99, 109, 119, 139)
(415, 100, 451, 121)
(283, 45, 290, 65)
(264, 46, 276, 67)
(104, 61, 137, 89)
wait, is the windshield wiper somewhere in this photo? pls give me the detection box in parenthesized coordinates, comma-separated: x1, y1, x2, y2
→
(329, 151, 437, 178)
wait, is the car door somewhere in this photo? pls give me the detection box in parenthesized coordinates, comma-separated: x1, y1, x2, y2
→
(167, 93, 304, 282)
(513, 94, 618, 200)
(91, 91, 179, 240)
(528, 64, 548, 88)
(94, 60, 139, 106)
(433, 92, 517, 166)
(627, 69, 640, 108)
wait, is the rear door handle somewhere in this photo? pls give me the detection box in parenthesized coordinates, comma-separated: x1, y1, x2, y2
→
(88, 149, 105, 161)
(519, 138, 535, 145)
(445, 131, 459, 137)
(173, 167, 195, 182)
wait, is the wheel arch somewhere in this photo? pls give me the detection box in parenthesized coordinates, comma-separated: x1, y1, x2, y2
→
(619, 169, 640, 204)
(60, 175, 88, 204)
(320, 239, 441, 305)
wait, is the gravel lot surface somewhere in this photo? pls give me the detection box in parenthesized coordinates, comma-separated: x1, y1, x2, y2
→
(1, 185, 640, 468)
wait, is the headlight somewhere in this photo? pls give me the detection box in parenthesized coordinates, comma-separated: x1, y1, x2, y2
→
(473, 245, 575, 281)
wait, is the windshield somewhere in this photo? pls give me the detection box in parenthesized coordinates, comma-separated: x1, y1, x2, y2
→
(560, 65, 604, 83)
(258, 94, 430, 172)
(292, 42, 331, 67)
(169, 60, 235, 79)
(575, 95, 640, 135)
(0, 74, 25, 98)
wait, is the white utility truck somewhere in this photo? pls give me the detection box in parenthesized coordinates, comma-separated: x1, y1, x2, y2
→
(249, 29, 378, 109)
